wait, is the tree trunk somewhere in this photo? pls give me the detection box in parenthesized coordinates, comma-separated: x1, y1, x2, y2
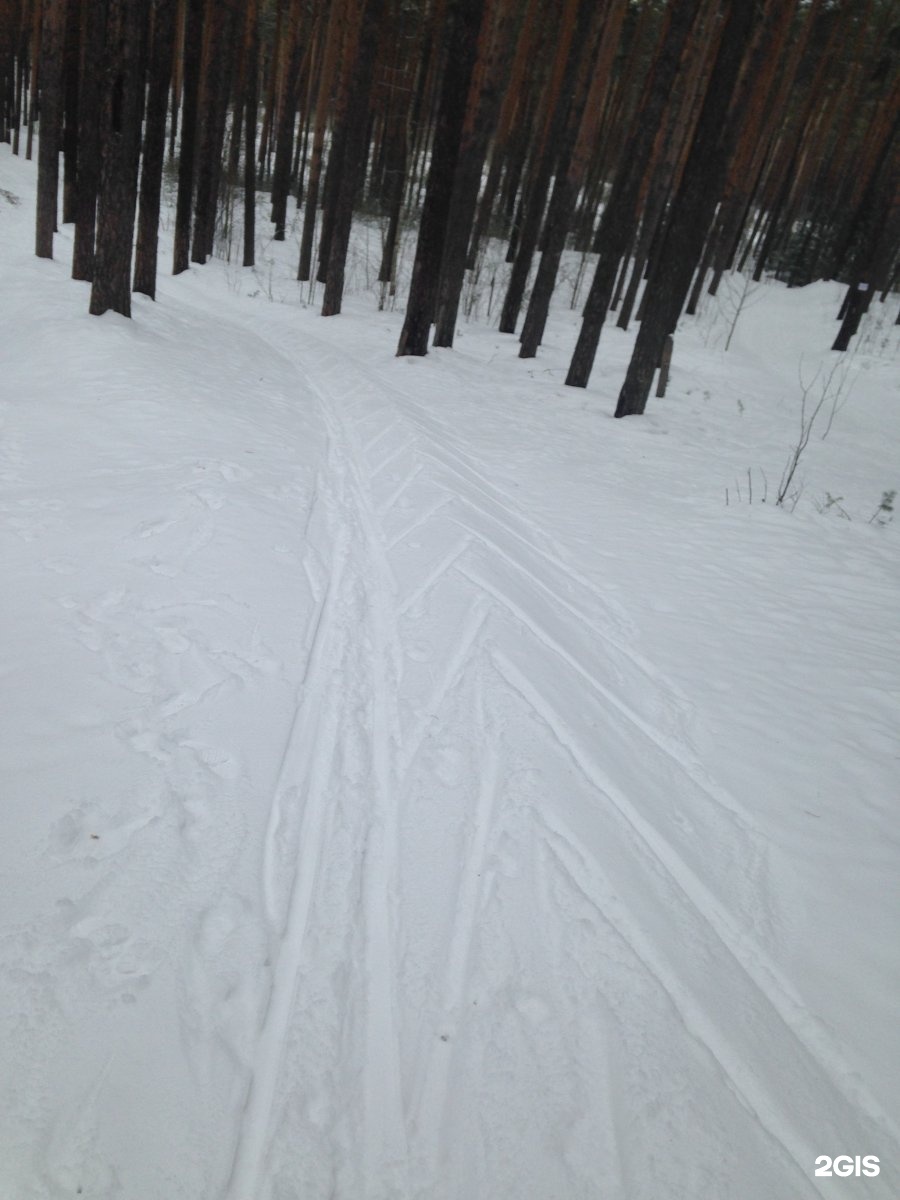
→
(498, 0, 596, 336)
(242, 0, 259, 268)
(89, 0, 144, 316)
(191, 0, 235, 264)
(60, 0, 79, 223)
(518, 0, 628, 358)
(269, 0, 303, 242)
(172, 0, 202, 274)
(133, 0, 176, 298)
(396, 0, 487, 356)
(615, 0, 762, 417)
(35, 0, 66, 258)
(297, 0, 342, 281)
(321, 0, 386, 315)
(433, 0, 522, 347)
(71, 0, 106, 279)
(564, 0, 704, 387)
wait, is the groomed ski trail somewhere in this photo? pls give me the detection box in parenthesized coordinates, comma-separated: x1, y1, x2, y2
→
(216, 315, 898, 1199)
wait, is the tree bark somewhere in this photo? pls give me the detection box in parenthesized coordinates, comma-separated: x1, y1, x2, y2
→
(133, 0, 176, 297)
(396, 0, 487, 356)
(71, 0, 106, 279)
(432, 0, 521, 347)
(615, 0, 762, 417)
(60, 0, 79, 222)
(321, 0, 386, 315)
(297, 0, 343, 280)
(35, 0, 66, 258)
(191, 0, 235, 264)
(172, 0, 202, 274)
(498, 0, 596, 336)
(242, 0, 259, 268)
(564, 0, 704, 387)
(269, 0, 303, 242)
(89, 0, 144, 316)
(518, 0, 628, 358)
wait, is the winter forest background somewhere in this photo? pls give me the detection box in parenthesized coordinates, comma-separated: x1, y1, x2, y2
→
(1, 0, 899, 1198)
(6, 0, 899, 386)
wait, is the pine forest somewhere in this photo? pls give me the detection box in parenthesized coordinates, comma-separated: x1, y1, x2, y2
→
(1, 3, 899, 1198)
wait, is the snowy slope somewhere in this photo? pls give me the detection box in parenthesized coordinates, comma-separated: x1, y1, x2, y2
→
(2, 144, 899, 1199)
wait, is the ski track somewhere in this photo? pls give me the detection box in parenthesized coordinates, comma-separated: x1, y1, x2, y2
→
(25, 274, 888, 1198)
(224, 456, 351, 1200)
(204, 320, 899, 1199)
(493, 650, 895, 1187)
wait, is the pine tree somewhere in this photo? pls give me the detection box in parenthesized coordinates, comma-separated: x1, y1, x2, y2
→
(133, 0, 176, 298)
(172, 0, 203, 274)
(397, 0, 488, 356)
(615, 0, 764, 417)
(71, 0, 107, 280)
(564, 0, 706, 388)
(321, 0, 387, 316)
(34, 0, 67, 258)
(89, 0, 145, 316)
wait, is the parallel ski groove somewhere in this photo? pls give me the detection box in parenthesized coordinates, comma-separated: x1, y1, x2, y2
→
(304, 368, 413, 1196)
(491, 646, 900, 1156)
(413, 687, 499, 1169)
(397, 536, 471, 616)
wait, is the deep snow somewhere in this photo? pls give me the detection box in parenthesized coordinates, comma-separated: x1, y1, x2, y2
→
(1, 143, 899, 1199)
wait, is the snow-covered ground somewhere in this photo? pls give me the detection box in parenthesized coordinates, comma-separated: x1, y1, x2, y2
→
(2, 143, 898, 1199)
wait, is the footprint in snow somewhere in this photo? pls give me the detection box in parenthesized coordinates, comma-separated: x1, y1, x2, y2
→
(179, 738, 241, 781)
(135, 514, 179, 538)
(42, 556, 77, 575)
(405, 640, 433, 663)
(192, 459, 252, 482)
(218, 461, 252, 482)
(66, 918, 165, 996)
(48, 805, 161, 863)
(183, 485, 226, 511)
(428, 740, 470, 789)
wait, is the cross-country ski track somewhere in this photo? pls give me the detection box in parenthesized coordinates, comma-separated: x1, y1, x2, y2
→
(2, 187, 898, 1199)
(191, 307, 897, 1199)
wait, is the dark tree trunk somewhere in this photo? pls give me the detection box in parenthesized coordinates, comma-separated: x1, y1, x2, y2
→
(197, 24, 234, 262)
(243, 0, 259, 268)
(685, 228, 715, 315)
(397, 0, 486, 356)
(35, 0, 67, 258)
(269, 4, 302, 242)
(314, 87, 351, 281)
(133, 0, 176, 298)
(433, 0, 522, 347)
(518, 0, 628, 358)
(26, 0, 40, 160)
(466, 143, 503, 268)
(172, 0, 202, 274)
(297, 0, 341, 281)
(464, 0, 545, 270)
(615, 0, 761, 417)
(498, 0, 598, 336)
(315, 0, 355, 285)
(191, 0, 235, 264)
(321, 0, 386, 315)
(0, 1, 13, 144)
(12, 35, 26, 154)
(565, 0, 703, 387)
(89, 0, 144, 316)
(71, 0, 106, 280)
(832, 282, 871, 352)
(376, 115, 407, 284)
(60, 0, 79, 223)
